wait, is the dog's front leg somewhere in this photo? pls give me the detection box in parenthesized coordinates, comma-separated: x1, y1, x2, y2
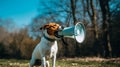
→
(46, 61, 50, 67)
(52, 54, 56, 67)
(42, 56, 46, 67)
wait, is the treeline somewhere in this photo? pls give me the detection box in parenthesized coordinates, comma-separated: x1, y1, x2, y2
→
(0, 27, 40, 59)
(0, 15, 119, 59)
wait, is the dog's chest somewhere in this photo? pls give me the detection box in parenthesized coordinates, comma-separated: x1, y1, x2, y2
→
(41, 41, 57, 58)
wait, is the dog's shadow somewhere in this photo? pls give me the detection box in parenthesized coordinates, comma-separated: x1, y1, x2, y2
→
(34, 59, 42, 66)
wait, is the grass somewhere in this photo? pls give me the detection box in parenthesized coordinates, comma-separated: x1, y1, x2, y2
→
(0, 58, 120, 67)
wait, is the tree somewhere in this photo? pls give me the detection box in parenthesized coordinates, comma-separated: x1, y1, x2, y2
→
(70, 0, 77, 24)
(110, 0, 120, 57)
(85, 0, 109, 57)
(99, 0, 112, 57)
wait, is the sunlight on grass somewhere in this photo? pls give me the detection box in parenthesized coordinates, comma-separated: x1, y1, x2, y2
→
(0, 58, 120, 67)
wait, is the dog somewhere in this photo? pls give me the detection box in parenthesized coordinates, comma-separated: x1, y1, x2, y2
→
(30, 23, 61, 67)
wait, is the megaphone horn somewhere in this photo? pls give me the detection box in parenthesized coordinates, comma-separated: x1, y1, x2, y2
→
(57, 22, 86, 43)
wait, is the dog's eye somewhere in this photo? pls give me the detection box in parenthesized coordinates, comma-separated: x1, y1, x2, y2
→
(51, 26, 55, 28)
(48, 26, 55, 29)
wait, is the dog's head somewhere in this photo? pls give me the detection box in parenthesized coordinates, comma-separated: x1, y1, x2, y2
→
(40, 22, 61, 38)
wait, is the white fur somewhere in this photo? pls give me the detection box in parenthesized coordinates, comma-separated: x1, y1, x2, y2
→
(30, 30, 58, 67)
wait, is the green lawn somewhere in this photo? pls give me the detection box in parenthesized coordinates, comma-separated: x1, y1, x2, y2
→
(0, 58, 120, 67)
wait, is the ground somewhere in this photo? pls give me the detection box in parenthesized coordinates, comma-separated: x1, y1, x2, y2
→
(0, 57, 120, 67)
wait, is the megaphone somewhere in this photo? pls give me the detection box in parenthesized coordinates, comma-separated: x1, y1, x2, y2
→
(57, 22, 86, 43)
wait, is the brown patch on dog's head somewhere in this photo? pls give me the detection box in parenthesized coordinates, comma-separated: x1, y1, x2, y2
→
(40, 22, 60, 36)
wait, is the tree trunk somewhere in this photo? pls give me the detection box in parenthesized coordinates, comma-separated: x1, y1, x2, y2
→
(86, 0, 99, 39)
(90, 0, 98, 39)
(82, 0, 86, 23)
(86, 0, 100, 57)
(99, 0, 112, 58)
(70, 0, 77, 24)
(70, 0, 81, 57)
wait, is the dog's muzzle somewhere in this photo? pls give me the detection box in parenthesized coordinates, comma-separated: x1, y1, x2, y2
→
(54, 30, 63, 38)
(54, 26, 63, 38)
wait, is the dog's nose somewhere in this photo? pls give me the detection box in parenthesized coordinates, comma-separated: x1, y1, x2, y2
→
(58, 26, 64, 31)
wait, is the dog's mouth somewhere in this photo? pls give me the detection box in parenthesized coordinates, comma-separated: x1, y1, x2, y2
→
(54, 30, 63, 38)
(54, 26, 63, 38)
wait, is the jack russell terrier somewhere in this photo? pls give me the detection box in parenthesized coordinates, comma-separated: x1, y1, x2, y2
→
(30, 23, 62, 67)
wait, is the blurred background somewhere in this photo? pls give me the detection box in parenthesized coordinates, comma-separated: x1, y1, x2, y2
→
(0, 0, 120, 59)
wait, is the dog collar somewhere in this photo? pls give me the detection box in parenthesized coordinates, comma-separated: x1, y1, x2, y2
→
(43, 34, 56, 42)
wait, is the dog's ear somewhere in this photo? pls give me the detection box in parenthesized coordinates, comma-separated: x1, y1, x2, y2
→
(40, 24, 49, 30)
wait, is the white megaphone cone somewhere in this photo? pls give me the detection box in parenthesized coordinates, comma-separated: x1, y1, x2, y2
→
(57, 22, 86, 43)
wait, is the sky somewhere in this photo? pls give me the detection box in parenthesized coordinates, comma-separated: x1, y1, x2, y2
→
(0, 0, 39, 28)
